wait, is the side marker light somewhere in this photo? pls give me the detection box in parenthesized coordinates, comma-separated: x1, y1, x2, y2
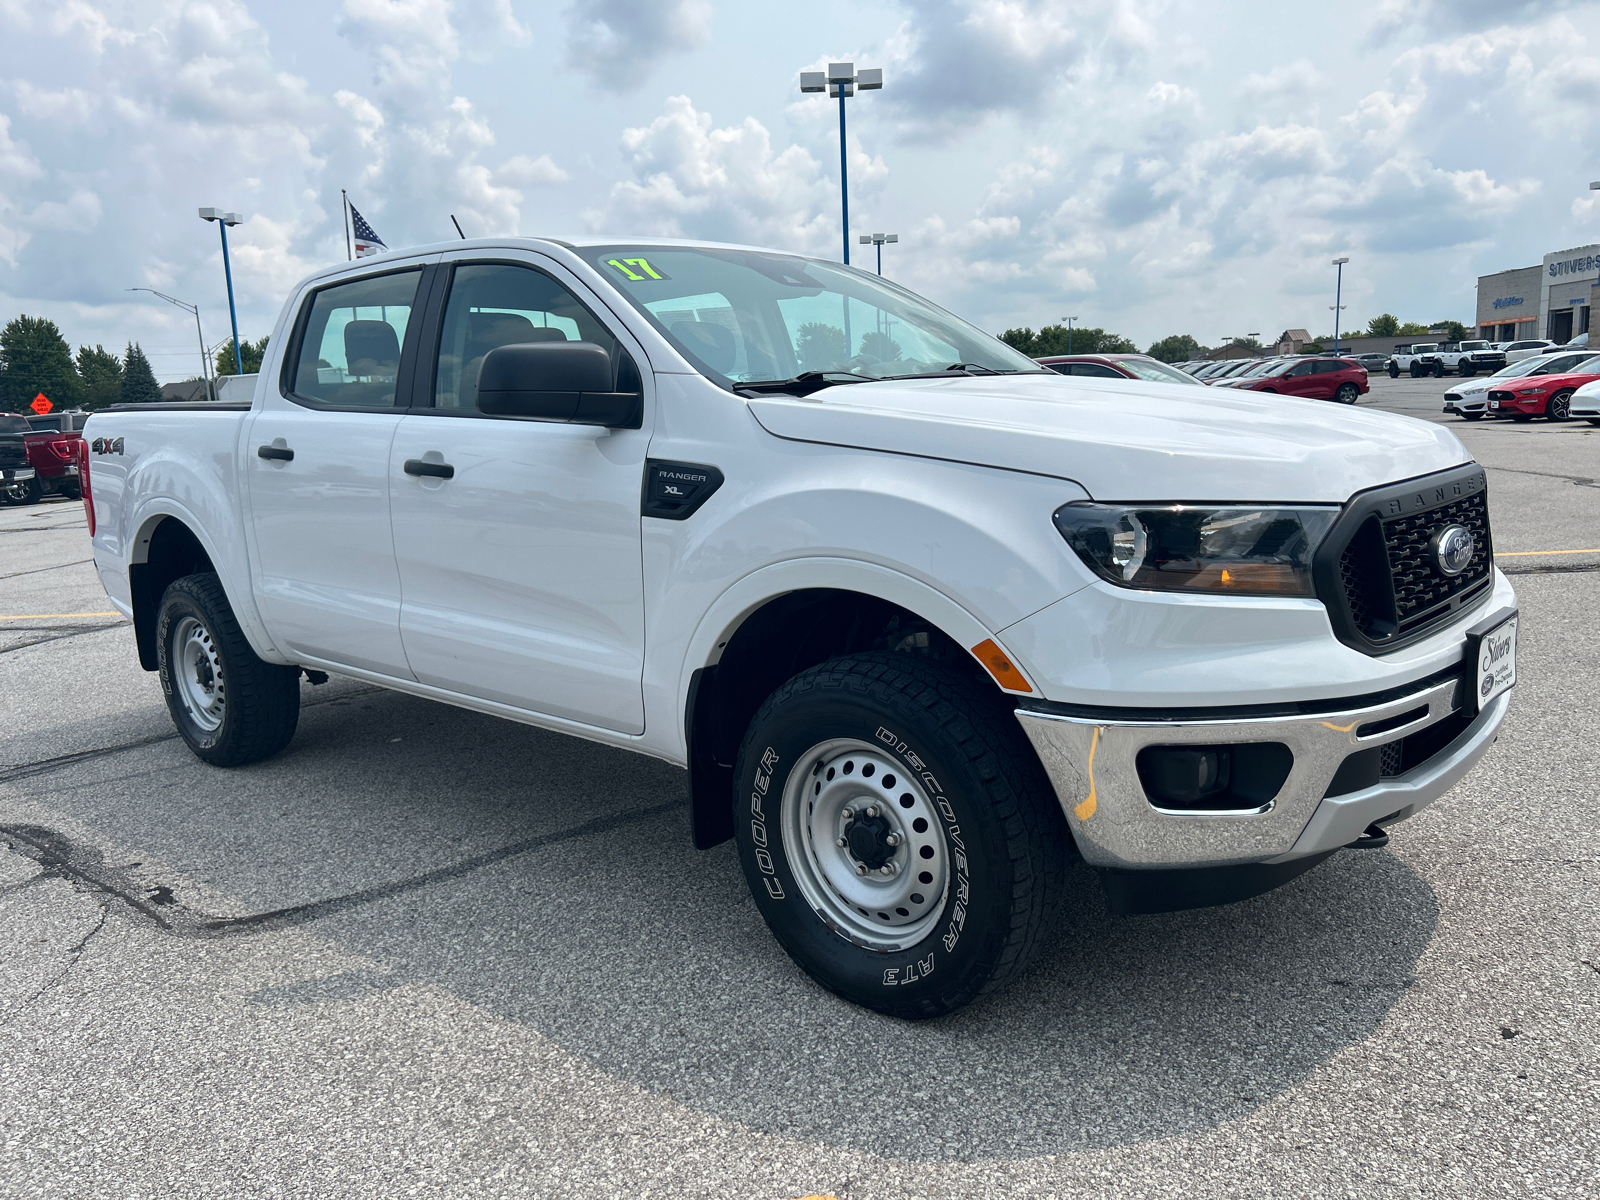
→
(971, 638, 1034, 694)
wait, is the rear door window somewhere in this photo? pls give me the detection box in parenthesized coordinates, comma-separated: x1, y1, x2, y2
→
(286, 269, 423, 408)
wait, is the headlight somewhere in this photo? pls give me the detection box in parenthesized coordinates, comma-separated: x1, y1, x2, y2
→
(1516, 387, 1546, 395)
(1052, 502, 1339, 596)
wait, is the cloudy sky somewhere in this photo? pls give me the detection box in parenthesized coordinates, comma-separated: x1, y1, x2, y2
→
(3, 0, 1599, 380)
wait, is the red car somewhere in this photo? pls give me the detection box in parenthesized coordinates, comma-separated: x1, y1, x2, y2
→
(1035, 353, 1204, 385)
(1228, 356, 1369, 404)
(0, 410, 86, 504)
(1485, 356, 1600, 421)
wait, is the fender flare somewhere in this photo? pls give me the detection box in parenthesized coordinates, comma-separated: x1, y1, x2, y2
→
(128, 498, 283, 666)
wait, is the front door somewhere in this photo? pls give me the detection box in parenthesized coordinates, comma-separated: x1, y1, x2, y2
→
(244, 265, 427, 677)
(1274, 360, 1318, 397)
(387, 255, 651, 733)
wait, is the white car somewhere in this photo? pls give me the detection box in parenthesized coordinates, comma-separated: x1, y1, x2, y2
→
(1443, 351, 1599, 420)
(76, 235, 1518, 1019)
(1501, 339, 1558, 364)
(1569, 376, 1600, 424)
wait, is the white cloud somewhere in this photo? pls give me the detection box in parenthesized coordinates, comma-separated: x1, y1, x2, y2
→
(497, 155, 571, 187)
(564, 0, 712, 91)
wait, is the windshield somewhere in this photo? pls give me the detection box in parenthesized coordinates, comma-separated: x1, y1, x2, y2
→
(0, 415, 30, 433)
(1411, 343, 1438, 353)
(576, 245, 1043, 385)
(1531, 353, 1600, 375)
(1261, 360, 1297, 377)
(1237, 359, 1281, 377)
(1115, 358, 1202, 385)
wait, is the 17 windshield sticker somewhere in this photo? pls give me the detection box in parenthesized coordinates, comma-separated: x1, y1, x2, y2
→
(606, 257, 671, 282)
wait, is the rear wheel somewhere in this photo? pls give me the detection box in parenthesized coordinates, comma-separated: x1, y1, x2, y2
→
(1548, 390, 1573, 421)
(157, 573, 300, 766)
(733, 652, 1068, 1019)
(1335, 383, 1359, 404)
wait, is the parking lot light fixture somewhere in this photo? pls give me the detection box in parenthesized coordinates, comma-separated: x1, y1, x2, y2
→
(1061, 316, 1077, 354)
(1331, 257, 1350, 354)
(801, 62, 883, 265)
(859, 232, 898, 275)
(200, 208, 246, 375)
(127, 288, 213, 400)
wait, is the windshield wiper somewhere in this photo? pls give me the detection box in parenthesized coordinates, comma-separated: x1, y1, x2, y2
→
(735, 370, 878, 397)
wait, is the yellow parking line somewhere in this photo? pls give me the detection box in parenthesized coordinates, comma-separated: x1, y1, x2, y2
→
(0, 612, 122, 620)
(1495, 549, 1600, 557)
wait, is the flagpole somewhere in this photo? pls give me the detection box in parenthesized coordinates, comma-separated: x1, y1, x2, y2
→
(341, 189, 352, 261)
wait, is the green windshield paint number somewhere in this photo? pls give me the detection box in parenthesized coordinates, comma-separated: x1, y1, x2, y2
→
(606, 257, 670, 282)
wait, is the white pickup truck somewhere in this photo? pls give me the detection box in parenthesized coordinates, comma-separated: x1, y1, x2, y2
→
(79, 236, 1518, 1018)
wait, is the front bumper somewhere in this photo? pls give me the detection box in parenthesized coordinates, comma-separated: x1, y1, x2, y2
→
(1015, 673, 1509, 870)
(1442, 393, 1487, 414)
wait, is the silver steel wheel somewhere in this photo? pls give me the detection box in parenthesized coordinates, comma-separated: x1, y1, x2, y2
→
(780, 738, 950, 951)
(173, 615, 225, 732)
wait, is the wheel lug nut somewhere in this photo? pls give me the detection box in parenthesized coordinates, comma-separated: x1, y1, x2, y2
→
(855, 863, 869, 876)
(836, 837, 848, 848)
(880, 863, 896, 876)
(866, 805, 880, 818)
(841, 807, 855, 822)
(885, 833, 902, 847)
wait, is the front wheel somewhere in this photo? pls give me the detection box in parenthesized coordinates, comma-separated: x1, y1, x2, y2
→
(1433, 363, 1446, 377)
(1548, 390, 1573, 421)
(1335, 383, 1359, 404)
(157, 572, 301, 766)
(733, 653, 1068, 1019)
(1387, 364, 1399, 378)
(1459, 362, 1475, 377)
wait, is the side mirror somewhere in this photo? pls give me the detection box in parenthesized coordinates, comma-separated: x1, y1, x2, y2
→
(477, 341, 643, 428)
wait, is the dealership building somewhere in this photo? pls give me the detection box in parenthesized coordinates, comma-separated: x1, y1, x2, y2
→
(1477, 244, 1600, 343)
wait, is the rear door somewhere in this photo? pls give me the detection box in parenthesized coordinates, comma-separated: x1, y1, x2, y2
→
(387, 252, 652, 733)
(243, 264, 432, 677)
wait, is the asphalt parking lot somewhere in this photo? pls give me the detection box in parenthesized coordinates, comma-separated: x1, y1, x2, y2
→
(2, 381, 1597, 1199)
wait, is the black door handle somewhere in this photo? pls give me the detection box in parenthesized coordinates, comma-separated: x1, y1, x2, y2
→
(403, 459, 455, 479)
(257, 445, 294, 461)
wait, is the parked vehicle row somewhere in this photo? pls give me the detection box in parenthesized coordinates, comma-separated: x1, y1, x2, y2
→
(0, 409, 88, 504)
(1441, 351, 1600, 421)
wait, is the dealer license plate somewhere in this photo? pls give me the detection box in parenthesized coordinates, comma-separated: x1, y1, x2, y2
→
(1472, 613, 1517, 712)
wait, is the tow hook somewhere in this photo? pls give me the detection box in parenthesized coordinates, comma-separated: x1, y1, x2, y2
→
(1347, 823, 1390, 850)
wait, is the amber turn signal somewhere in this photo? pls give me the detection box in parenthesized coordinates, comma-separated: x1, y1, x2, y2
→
(971, 638, 1034, 694)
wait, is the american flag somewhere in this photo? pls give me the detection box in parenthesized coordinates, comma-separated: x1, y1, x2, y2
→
(350, 202, 386, 258)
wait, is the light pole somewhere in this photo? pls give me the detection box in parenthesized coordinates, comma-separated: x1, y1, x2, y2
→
(127, 288, 213, 400)
(800, 63, 883, 265)
(858, 232, 898, 275)
(1331, 256, 1349, 353)
(199, 208, 245, 375)
(1062, 316, 1077, 354)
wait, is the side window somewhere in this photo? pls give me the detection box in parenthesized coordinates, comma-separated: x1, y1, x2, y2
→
(433, 263, 633, 412)
(1286, 362, 1315, 377)
(287, 269, 421, 408)
(1073, 363, 1124, 378)
(1311, 360, 1340, 373)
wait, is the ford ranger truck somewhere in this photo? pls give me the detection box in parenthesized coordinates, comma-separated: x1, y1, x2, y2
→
(78, 237, 1518, 1019)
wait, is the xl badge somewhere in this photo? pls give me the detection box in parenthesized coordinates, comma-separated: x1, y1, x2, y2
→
(1431, 524, 1474, 576)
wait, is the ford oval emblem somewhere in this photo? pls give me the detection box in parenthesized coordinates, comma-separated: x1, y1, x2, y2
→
(1432, 524, 1475, 576)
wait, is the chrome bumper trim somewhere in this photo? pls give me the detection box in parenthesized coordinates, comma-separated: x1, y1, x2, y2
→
(1015, 677, 1508, 870)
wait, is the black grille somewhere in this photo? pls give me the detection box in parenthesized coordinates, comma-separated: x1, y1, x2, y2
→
(1314, 464, 1495, 655)
(1487, 390, 1514, 404)
(0, 438, 27, 469)
(1381, 492, 1492, 634)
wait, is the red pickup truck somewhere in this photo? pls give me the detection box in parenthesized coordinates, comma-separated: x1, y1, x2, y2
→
(0, 410, 86, 504)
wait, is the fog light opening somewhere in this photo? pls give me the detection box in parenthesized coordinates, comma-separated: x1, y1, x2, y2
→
(1135, 742, 1294, 813)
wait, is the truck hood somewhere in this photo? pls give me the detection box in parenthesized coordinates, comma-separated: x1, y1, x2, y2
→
(746, 374, 1470, 502)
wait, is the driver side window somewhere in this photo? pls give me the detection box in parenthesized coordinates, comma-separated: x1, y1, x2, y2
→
(433, 263, 634, 412)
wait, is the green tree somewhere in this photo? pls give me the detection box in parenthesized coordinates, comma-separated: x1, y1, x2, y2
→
(0, 314, 81, 411)
(1396, 321, 1431, 336)
(76, 344, 123, 410)
(1146, 334, 1204, 363)
(1365, 313, 1400, 337)
(1430, 320, 1468, 342)
(795, 323, 847, 371)
(858, 331, 903, 363)
(120, 342, 161, 404)
(215, 335, 270, 377)
(999, 324, 1137, 357)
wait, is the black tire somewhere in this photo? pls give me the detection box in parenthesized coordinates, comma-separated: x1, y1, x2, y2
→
(1387, 364, 1399, 378)
(1335, 383, 1359, 404)
(156, 572, 300, 766)
(1548, 390, 1572, 421)
(1459, 362, 1475, 377)
(1588, 418, 1600, 426)
(733, 653, 1068, 1019)
(7, 476, 42, 505)
(1410, 365, 1424, 378)
(1433, 363, 1446, 378)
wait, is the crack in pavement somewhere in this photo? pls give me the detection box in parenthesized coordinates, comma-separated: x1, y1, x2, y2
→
(0, 799, 684, 941)
(1499, 562, 1600, 576)
(1486, 465, 1600, 490)
(0, 557, 94, 581)
(0, 892, 111, 1030)
(0, 623, 128, 657)
(0, 685, 387, 781)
